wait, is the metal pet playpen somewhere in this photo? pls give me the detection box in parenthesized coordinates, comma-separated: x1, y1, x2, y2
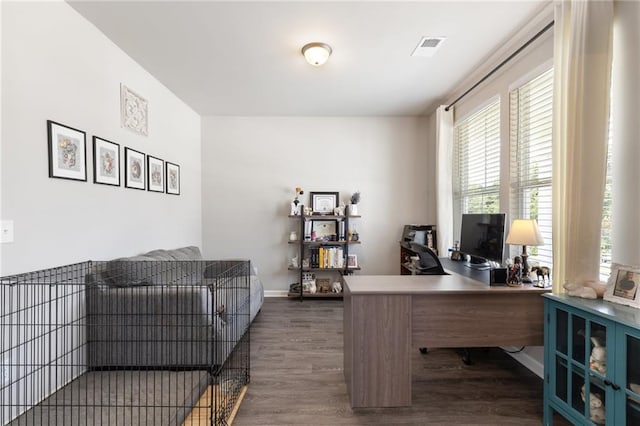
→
(1, 259, 250, 425)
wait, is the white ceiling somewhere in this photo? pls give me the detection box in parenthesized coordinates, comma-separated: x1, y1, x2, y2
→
(69, 1, 548, 117)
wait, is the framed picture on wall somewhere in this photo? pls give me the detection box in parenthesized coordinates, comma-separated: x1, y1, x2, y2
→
(124, 147, 145, 190)
(93, 136, 120, 186)
(604, 263, 640, 308)
(166, 162, 180, 195)
(47, 120, 87, 181)
(147, 155, 164, 193)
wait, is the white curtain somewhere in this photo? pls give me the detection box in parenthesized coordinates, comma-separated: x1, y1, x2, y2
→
(436, 105, 454, 256)
(552, 0, 613, 293)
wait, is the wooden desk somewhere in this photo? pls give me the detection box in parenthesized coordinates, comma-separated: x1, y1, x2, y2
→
(342, 267, 549, 408)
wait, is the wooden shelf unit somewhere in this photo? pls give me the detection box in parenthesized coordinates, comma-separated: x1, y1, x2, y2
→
(287, 204, 361, 300)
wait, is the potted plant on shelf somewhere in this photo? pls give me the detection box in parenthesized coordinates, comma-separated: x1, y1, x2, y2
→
(349, 191, 360, 216)
(290, 187, 304, 215)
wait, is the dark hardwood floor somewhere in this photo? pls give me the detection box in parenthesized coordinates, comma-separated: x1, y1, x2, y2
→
(233, 298, 544, 425)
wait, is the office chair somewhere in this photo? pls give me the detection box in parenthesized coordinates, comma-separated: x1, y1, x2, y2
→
(409, 243, 447, 275)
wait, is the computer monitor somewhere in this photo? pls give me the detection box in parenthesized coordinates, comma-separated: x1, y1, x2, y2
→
(459, 213, 506, 269)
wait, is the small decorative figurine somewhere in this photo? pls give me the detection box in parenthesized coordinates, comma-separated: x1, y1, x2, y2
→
(581, 384, 605, 425)
(530, 265, 551, 285)
(589, 336, 606, 374)
(508, 256, 522, 286)
(290, 187, 304, 215)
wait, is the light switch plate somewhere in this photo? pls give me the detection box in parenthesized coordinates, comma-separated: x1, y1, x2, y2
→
(1, 221, 14, 243)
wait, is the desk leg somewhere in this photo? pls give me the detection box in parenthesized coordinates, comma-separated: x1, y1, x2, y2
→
(346, 294, 411, 408)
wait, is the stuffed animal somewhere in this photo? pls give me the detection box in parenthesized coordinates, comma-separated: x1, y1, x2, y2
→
(589, 336, 606, 375)
(302, 279, 317, 294)
(581, 384, 605, 425)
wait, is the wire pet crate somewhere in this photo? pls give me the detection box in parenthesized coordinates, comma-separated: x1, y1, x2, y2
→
(1, 260, 250, 425)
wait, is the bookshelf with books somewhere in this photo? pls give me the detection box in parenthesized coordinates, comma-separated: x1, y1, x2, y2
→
(287, 204, 361, 300)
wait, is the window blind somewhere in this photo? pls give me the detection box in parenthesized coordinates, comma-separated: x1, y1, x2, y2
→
(453, 100, 501, 241)
(600, 113, 613, 280)
(509, 68, 553, 267)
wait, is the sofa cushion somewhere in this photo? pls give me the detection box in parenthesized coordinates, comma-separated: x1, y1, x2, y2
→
(145, 249, 176, 261)
(101, 246, 203, 287)
(168, 246, 203, 261)
(104, 255, 157, 287)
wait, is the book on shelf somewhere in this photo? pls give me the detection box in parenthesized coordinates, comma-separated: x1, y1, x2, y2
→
(308, 246, 345, 269)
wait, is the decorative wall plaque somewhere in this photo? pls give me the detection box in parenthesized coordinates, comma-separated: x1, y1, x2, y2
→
(120, 84, 148, 136)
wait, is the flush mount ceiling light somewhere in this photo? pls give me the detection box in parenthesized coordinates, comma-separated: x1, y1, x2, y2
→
(301, 42, 332, 66)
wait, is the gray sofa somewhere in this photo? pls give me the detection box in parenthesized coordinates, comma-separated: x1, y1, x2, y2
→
(85, 246, 264, 369)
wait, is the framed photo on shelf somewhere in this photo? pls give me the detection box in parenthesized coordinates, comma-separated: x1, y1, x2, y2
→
(147, 155, 164, 193)
(166, 162, 180, 195)
(347, 254, 358, 268)
(310, 191, 339, 214)
(604, 263, 640, 308)
(47, 120, 87, 181)
(312, 221, 337, 240)
(316, 278, 331, 293)
(93, 136, 120, 186)
(124, 147, 145, 190)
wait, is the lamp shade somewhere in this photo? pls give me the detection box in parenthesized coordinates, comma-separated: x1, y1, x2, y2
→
(302, 42, 332, 66)
(505, 219, 545, 246)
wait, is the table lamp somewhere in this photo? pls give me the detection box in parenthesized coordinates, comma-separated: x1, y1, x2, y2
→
(505, 219, 545, 283)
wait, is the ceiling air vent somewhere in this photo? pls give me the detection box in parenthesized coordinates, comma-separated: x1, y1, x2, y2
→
(411, 36, 446, 57)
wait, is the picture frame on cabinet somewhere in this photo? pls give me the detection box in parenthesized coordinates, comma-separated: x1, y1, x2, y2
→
(604, 263, 640, 308)
(347, 254, 358, 268)
(147, 155, 164, 193)
(93, 136, 120, 186)
(310, 191, 339, 214)
(47, 120, 87, 182)
(124, 147, 146, 190)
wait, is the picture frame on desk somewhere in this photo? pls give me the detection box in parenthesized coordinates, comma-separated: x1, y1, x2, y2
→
(604, 263, 640, 308)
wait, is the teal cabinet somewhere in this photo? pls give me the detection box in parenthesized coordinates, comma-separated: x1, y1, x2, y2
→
(543, 294, 640, 425)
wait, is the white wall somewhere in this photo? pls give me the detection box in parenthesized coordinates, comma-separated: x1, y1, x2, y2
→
(0, 1, 202, 276)
(611, 0, 640, 266)
(201, 116, 434, 295)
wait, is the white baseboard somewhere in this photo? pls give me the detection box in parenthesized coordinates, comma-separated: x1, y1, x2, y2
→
(502, 346, 544, 379)
(264, 290, 288, 298)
